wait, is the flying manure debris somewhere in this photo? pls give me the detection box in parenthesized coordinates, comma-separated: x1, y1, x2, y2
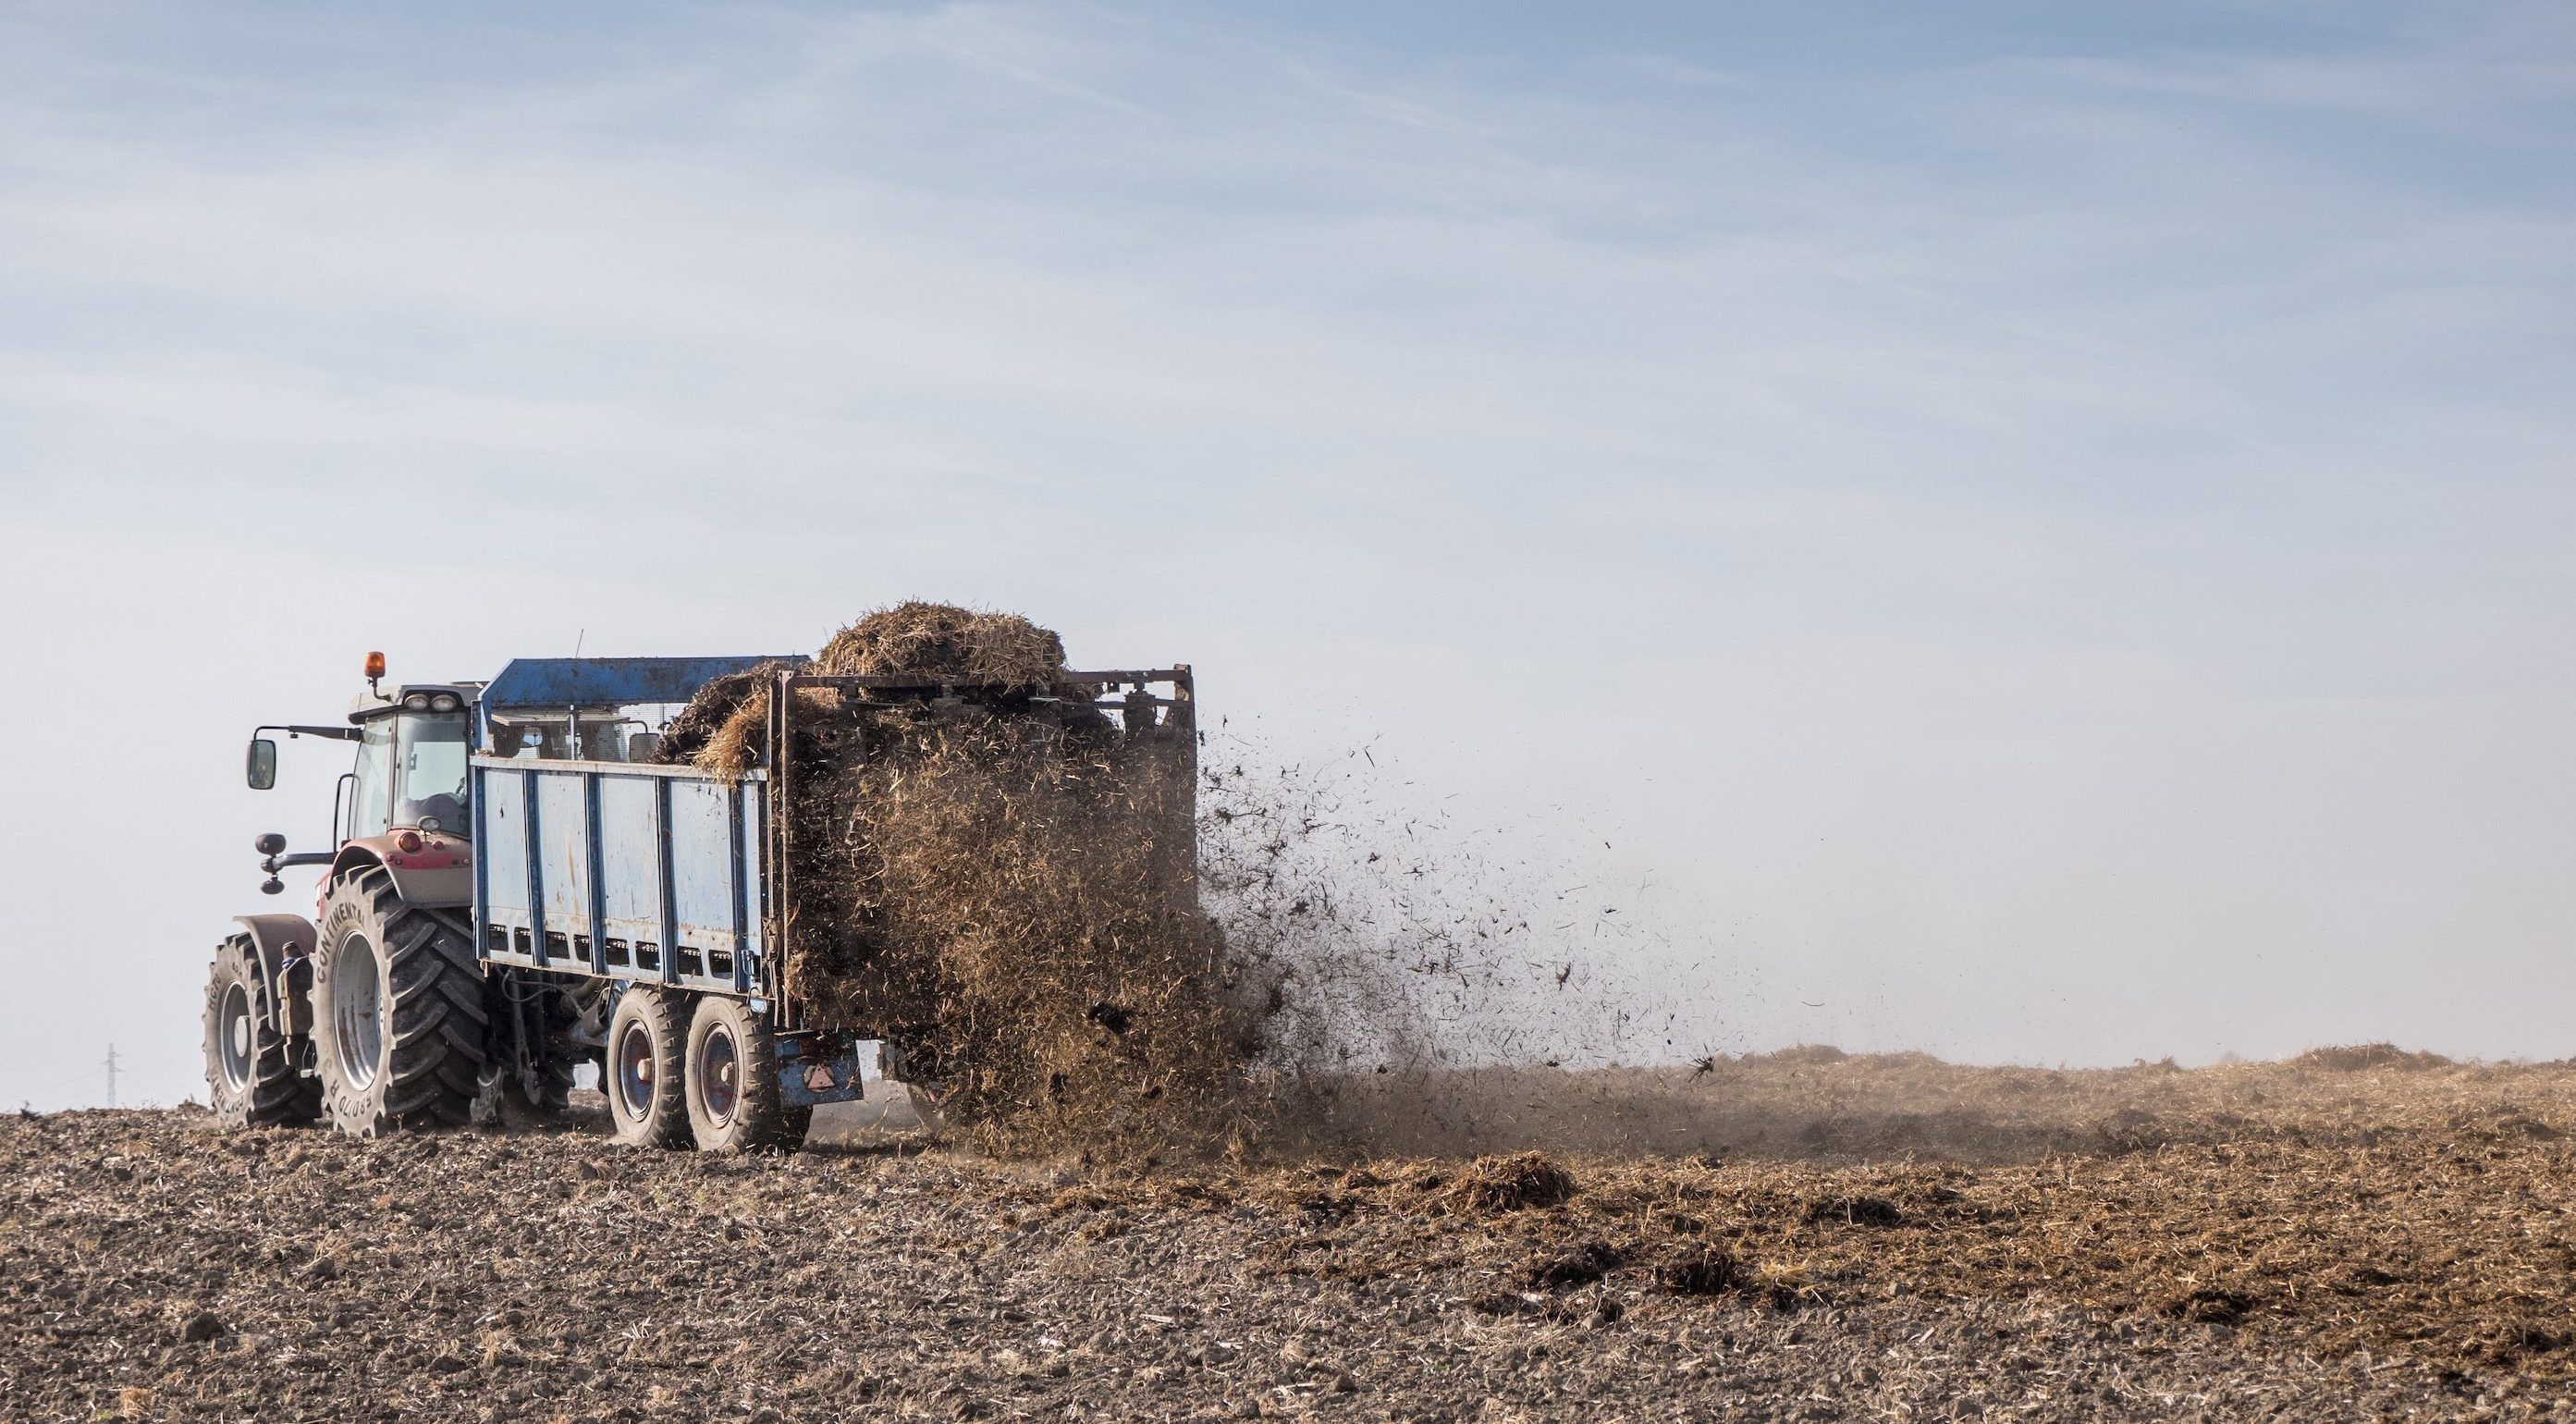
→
(649, 602, 1650, 1159)
(653, 602, 1249, 1156)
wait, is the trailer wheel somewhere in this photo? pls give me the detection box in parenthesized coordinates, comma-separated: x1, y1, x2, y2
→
(606, 988, 692, 1148)
(684, 996, 807, 1152)
(312, 867, 485, 1137)
(202, 935, 320, 1128)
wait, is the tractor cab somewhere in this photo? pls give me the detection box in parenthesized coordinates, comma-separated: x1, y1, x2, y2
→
(242, 654, 482, 893)
(346, 690, 473, 839)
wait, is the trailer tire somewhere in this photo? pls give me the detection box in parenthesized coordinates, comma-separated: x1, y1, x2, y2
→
(312, 867, 485, 1137)
(684, 996, 805, 1153)
(606, 988, 692, 1148)
(202, 935, 320, 1128)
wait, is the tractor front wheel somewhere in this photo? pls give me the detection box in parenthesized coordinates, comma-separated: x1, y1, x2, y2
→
(311, 868, 485, 1136)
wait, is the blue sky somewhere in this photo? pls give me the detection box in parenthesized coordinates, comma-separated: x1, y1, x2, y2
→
(3, 1, 2571, 1107)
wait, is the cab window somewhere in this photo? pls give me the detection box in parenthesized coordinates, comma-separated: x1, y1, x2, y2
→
(396, 715, 470, 831)
(350, 718, 396, 841)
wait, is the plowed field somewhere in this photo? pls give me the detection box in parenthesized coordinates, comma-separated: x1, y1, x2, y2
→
(5, 1054, 2571, 1421)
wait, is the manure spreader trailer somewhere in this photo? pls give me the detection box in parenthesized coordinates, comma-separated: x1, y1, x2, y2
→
(204, 651, 1196, 1150)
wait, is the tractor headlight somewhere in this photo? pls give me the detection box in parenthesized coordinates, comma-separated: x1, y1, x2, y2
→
(429, 693, 461, 712)
(402, 693, 431, 711)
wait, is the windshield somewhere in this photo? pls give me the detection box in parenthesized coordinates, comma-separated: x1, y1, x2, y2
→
(394, 714, 470, 833)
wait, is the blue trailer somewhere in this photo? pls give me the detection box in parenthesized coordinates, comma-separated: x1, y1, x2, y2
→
(208, 652, 1196, 1150)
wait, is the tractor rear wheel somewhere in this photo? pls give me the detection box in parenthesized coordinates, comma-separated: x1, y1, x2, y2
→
(202, 935, 319, 1128)
(684, 995, 808, 1152)
(312, 867, 485, 1136)
(605, 988, 692, 1148)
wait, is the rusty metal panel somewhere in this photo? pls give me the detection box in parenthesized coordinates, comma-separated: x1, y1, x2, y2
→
(776, 1033, 865, 1108)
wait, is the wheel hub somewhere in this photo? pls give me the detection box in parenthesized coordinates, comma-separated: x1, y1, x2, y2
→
(217, 981, 254, 1091)
(332, 935, 385, 1090)
(697, 1024, 740, 1126)
(616, 1020, 658, 1119)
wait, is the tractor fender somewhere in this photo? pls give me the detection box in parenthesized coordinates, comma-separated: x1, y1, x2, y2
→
(329, 831, 474, 910)
(232, 914, 318, 1038)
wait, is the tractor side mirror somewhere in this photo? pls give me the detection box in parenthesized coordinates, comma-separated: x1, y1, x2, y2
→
(247, 738, 278, 791)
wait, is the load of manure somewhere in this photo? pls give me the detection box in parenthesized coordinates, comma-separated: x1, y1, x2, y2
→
(654, 602, 1250, 1156)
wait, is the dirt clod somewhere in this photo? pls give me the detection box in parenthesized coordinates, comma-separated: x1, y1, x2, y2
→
(1805, 1194, 1906, 1227)
(2165, 1287, 2260, 1325)
(1655, 1246, 1748, 1296)
(1521, 1239, 1626, 1289)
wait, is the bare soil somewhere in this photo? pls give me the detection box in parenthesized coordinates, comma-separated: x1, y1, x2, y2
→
(5, 1055, 2573, 1422)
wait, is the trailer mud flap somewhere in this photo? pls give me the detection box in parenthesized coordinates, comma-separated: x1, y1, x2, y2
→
(777, 1034, 865, 1108)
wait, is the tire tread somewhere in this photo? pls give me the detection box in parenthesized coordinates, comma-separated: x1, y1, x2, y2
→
(314, 867, 485, 1136)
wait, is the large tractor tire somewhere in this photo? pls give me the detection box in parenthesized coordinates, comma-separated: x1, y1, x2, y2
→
(311, 867, 485, 1137)
(202, 935, 320, 1128)
(684, 995, 810, 1153)
(605, 988, 692, 1148)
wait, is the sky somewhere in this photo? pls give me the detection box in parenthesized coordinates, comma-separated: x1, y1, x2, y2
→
(2, 0, 2571, 1110)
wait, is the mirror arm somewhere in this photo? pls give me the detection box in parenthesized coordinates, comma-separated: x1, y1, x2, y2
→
(255, 723, 361, 743)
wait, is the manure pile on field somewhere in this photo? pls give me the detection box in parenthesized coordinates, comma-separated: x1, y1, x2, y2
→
(652, 603, 1248, 1156)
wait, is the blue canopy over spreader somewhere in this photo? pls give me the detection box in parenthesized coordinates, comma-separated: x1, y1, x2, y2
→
(478, 656, 808, 711)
